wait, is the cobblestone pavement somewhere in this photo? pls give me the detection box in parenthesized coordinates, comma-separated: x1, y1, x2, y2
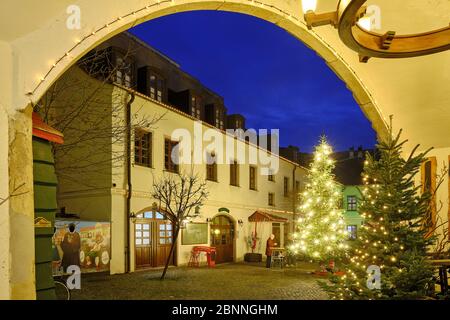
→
(71, 262, 329, 300)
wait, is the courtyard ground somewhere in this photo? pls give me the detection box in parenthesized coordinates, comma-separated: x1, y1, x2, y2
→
(71, 262, 329, 300)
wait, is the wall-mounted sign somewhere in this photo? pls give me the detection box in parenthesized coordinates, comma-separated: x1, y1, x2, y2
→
(182, 223, 208, 245)
(218, 207, 230, 214)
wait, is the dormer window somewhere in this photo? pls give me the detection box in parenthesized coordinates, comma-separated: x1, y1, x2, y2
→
(137, 67, 166, 103)
(114, 54, 133, 87)
(191, 95, 202, 119)
(149, 73, 164, 102)
(215, 108, 224, 129)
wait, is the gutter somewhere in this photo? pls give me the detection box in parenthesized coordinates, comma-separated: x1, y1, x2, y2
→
(125, 91, 135, 273)
(292, 163, 297, 233)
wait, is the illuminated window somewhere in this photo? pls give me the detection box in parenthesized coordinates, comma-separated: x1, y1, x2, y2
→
(347, 196, 357, 211)
(347, 225, 357, 240)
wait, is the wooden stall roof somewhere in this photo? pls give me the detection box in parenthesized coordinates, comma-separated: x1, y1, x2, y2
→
(248, 211, 288, 222)
(32, 112, 64, 144)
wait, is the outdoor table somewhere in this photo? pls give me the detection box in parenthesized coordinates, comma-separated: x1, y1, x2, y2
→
(271, 248, 285, 268)
(429, 259, 450, 295)
(271, 247, 285, 255)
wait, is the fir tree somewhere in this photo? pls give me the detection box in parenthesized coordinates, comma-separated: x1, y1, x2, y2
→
(322, 129, 436, 299)
(290, 136, 348, 263)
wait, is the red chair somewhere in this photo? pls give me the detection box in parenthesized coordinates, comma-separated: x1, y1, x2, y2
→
(188, 249, 200, 267)
(189, 246, 216, 268)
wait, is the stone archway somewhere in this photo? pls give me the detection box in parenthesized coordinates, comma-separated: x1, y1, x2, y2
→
(1, 1, 388, 299)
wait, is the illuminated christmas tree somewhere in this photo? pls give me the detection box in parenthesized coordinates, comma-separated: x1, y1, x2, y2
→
(290, 136, 348, 265)
(321, 128, 436, 299)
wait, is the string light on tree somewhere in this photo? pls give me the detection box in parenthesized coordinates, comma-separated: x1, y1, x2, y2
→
(290, 136, 347, 264)
(321, 126, 436, 300)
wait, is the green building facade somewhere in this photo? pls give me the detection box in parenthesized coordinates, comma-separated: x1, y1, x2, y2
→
(342, 185, 364, 240)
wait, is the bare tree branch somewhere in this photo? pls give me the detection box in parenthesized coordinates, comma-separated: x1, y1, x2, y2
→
(152, 170, 209, 280)
(35, 46, 165, 189)
(0, 182, 27, 206)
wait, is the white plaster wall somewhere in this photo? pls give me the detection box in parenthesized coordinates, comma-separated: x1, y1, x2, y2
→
(422, 147, 450, 249)
(0, 41, 12, 298)
(124, 90, 306, 267)
(0, 95, 10, 299)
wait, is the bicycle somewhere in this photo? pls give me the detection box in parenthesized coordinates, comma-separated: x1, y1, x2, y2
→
(52, 261, 71, 300)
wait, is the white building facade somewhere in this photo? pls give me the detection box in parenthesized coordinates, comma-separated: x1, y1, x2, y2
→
(53, 33, 308, 274)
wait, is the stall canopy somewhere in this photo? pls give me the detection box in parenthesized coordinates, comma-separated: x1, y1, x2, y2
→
(248, 211, 288, 222)
(32, 112, 64, 144)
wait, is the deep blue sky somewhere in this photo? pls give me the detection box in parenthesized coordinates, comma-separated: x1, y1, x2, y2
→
(130, 11, 376, 153)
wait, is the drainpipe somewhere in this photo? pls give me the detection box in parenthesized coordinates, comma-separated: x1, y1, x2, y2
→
(292, 164, 297, 233)
(125, 92, 135, 273)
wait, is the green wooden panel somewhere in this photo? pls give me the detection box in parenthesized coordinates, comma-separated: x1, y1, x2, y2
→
(36, 288, 57, 300)
(35, 263, 55, 291)
(35, 226, 55, 236)
(35, 236, 53, 263)
(33, 162, 58, 185)
(32, 139, 55, 164)
(34, 185, 57, 210)
(33, 137, 58, 300)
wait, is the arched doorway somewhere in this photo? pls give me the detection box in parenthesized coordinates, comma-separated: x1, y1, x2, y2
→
(210, 215, 235, 263)
(134, 209, 174, 269)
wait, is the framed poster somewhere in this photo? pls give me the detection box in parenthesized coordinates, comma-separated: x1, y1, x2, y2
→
(182, 223, 208, 245)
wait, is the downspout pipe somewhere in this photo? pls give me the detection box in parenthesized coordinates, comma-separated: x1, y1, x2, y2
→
(292, 164, 297, 233)
(125, 92, 135, 273)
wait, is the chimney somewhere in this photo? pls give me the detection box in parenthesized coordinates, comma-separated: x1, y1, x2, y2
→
(357, 146, 363, 159)
(349, 147, 355, 159)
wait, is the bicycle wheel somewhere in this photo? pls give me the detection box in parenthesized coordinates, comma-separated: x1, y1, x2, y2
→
(54, 280, 71, 300)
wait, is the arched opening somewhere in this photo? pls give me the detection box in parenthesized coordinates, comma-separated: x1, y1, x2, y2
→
(210, 215, 235, 264)
(134, 208, 174, 269)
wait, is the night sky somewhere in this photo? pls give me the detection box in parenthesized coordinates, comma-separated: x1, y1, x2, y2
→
(130, 11, 376, 153)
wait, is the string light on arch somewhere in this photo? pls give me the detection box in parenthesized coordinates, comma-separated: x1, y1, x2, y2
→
(26, 0, 374, 104)
(27, 0, 178, 96)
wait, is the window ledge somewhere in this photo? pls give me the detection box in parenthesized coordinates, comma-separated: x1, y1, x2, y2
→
(133, 164, 154, 169)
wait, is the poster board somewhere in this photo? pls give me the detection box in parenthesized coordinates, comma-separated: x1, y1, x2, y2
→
(54, 219, 111, 273)
(182, 223, 208, 245)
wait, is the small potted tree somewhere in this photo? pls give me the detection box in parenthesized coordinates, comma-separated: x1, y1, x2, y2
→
(244, 230, 262, 262)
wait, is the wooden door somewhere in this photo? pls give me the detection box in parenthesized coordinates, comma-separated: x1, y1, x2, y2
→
(156, 220, 174, 267)
(135, 210, 174, 269)
(210, 215, 234, 263)
(135, 220, 152, 268)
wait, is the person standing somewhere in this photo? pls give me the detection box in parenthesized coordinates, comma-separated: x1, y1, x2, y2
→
(265, 234, 277, 268)
(61, 223, 81, 272)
